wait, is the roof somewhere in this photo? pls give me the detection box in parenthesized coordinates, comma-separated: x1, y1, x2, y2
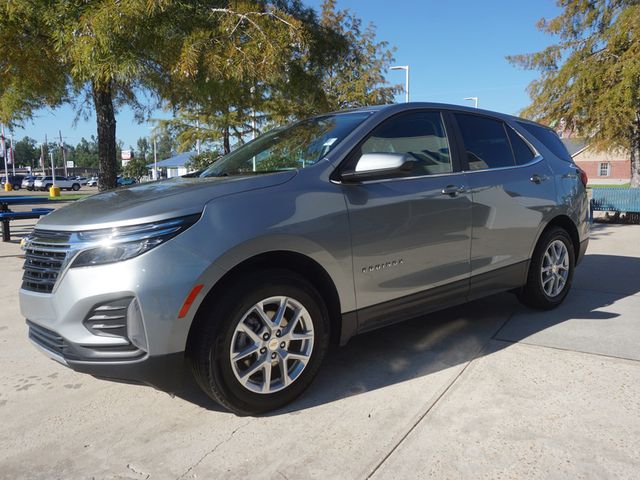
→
(561, 138, 589, 157)
(147, 151, 196, 168)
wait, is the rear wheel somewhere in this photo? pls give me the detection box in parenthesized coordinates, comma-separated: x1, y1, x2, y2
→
(189, 270, 330, 415)
(517, 226, 575, 309)
(12, 184, 20, 190)
(71, 183, 80, 191)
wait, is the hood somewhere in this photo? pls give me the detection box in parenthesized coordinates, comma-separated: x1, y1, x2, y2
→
(36, 171, 297, 231)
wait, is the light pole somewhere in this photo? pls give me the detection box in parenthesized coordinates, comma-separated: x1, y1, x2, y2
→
(464, 97, 479, 108)
(152, 135, 158, 180)
(390, 65, 410, 103)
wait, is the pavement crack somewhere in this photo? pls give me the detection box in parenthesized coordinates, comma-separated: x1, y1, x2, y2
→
(365, 309, 517, 479)
(176, 419, 252, 480)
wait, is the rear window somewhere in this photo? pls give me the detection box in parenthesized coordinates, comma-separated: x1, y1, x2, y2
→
(506, 127, 536, 165)
(455, 114, 515, 170)
(517, 122, 572, 162)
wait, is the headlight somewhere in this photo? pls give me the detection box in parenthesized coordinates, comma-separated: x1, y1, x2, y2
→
(70, 214, 201, 268)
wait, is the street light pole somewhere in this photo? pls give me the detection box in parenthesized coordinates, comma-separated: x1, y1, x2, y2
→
(464, 96, 479, 108)
(390, 65, 410, 103)
(153, 135, 157, 180)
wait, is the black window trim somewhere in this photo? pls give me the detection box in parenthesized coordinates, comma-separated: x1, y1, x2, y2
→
(448, 111, 543, 173)
(331, 108, 465, 184)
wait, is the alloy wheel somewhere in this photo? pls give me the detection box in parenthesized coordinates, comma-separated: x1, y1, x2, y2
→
(229, 296, 314, 394)
(540, 239, 570, 297)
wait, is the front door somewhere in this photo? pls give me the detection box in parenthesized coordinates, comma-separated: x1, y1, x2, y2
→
(341, 110, 472, 331)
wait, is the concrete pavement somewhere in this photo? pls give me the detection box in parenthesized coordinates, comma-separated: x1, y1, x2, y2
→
(1, 222, 639, 479)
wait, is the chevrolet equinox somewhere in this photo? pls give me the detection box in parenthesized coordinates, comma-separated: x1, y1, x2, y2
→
(20, 103, 589, 414)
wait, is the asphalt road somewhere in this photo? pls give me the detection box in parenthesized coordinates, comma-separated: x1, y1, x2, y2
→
(1, 220, 639, 479)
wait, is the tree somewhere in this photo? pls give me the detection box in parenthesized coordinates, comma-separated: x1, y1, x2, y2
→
(507, 0, 640, 187)
(319, 0, 401, 110)
(123, 156, 149, 180)
(136, 137, 150, 162)
(157, 0, 400, 156)
(74, 137, 99, 169)
(185, 151, 222, 172)
(13, 136, 39, 169)
(0, 1, 324, 191)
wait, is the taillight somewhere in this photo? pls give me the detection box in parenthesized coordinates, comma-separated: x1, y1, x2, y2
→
(577, 167, 588, 187)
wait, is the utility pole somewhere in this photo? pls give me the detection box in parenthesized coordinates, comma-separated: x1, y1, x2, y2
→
(40, 144, 45, 176)
(59, 130, 68, 177)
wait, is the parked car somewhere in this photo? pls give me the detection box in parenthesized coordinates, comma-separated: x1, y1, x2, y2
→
(86, 176, 98, 187)
(21, 175, 41, 191)
(33, 176, 81, 191)
(70, 176, 88, 185)
(117, 177, 137, 186)
(1, 174, 25, 190)
(20, 103, 589, 415)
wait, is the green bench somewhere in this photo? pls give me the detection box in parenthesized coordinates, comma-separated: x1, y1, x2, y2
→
(590, 188, 640, 222)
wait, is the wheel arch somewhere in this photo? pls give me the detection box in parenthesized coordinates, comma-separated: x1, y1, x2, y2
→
(186, 250, 345, 355)
(531, 215, 581, 265)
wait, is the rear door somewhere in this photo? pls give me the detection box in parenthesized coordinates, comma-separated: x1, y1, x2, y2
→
(452, 113, 557, 296)
(341, 110, 472, 330)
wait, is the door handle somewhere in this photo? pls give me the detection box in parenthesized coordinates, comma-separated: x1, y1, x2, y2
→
(530, 174, 548, 184)
(441, 185, 466, 197)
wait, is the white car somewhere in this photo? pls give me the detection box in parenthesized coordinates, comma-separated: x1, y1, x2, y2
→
(34, 176, 82, 191)
(86, 177, 98, 187)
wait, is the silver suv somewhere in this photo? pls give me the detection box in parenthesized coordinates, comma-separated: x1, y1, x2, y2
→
(20, 103, 589, 414)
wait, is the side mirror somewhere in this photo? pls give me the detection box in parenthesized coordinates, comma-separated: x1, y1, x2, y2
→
(340, 153, 415, 183)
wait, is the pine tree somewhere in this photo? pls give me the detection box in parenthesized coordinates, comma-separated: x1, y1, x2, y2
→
(508, 0, 640, 187)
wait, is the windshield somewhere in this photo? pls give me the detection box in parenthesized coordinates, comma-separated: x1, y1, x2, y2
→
(200, 111, 371, 177)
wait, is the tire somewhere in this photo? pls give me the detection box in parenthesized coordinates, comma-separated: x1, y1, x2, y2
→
(517, 226, 575, 309)
(72, 183, 80, 191)
(12, 184, 20, 190)
(189, 269, 330, 415)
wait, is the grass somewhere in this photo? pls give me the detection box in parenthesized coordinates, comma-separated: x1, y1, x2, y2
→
(588, 183, 631, 189)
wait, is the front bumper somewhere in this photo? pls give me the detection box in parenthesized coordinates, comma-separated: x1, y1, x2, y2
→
(27, 319, 187, 389)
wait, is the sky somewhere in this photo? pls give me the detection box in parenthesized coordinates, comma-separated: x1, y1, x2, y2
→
(8, 0, 561, 150)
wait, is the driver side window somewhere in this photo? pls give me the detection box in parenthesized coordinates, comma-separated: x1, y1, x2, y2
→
(359, 111, 452, 176)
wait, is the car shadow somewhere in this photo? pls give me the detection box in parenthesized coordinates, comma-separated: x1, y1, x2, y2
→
(103, 253, 640, 415)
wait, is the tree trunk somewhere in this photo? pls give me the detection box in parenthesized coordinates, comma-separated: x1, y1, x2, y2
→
(631, 111, 640, 188)
(223, 126, 231, 154)
(92, 80, 118, 191)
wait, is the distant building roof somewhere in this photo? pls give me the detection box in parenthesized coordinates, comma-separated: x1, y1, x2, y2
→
(147, 151, 196, 168)
(561, 138, 589, 157)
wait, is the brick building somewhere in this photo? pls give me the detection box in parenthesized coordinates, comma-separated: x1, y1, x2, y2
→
(561, 138, 631, 185)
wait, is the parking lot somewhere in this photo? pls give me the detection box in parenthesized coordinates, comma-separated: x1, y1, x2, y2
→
(1, 216, 639, 479)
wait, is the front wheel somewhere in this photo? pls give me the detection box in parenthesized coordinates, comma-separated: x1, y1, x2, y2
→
(71, 183, 80, 191)
(517, 226, 575, 309)
(189, 270, 330, 415)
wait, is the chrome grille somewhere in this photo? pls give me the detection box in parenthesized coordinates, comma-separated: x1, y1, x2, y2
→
(22, 229, 72, 293)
